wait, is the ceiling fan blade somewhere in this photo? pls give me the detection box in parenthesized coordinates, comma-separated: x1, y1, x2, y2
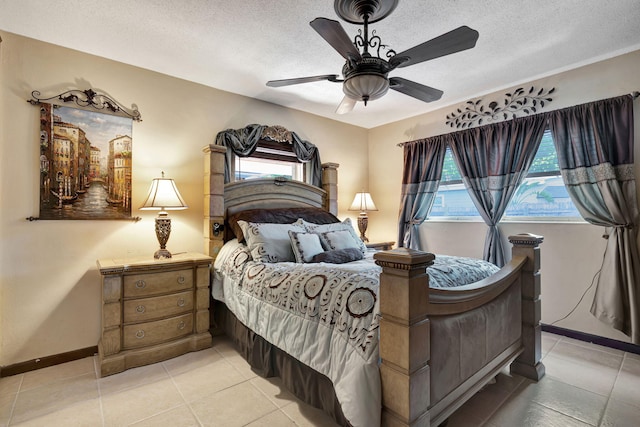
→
(390, 26, 479, 68)
(310, 18, 362, 61)
(389, 77, 443, 102)
(336, 96, 357, 114)
(266, 74, 340, 87)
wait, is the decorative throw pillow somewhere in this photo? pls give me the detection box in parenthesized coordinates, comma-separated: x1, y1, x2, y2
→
(302, 218, 367, 255)
(227, 207, 340, 243)
(288, 230, 325, 263)
(237, 220, 305, 263)
(310, 247, 364, 264)
(318, 229, 362, 252)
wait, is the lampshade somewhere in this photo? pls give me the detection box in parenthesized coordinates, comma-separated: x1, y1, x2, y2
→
(140, 172, 188, 211)
(343, 74, 389, 105)
(349, 192, 378, 212)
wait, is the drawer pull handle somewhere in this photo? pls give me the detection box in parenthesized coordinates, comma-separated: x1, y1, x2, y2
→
(177, 298, 186, 307)
(135, 330, 145, 339)
(178, 321, 186, 330)
(135, 280, 146, 289)
(136, 305, 145, 313)
(177, 275, 186, 284)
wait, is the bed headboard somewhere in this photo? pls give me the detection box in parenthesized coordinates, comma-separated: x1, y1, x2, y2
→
(224, 178, 325, 216)
(203, 144, 339, 259)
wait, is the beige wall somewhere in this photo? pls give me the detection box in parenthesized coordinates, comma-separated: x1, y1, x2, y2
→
(0, 31, 368, 366)
(367, 50, 640, 343)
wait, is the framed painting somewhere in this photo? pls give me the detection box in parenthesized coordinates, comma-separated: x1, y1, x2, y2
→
(37, 102, 135, 220)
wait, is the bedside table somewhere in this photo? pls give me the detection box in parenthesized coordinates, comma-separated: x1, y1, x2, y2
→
(366, 241, 395, 251)
(96, 252, 213, 377)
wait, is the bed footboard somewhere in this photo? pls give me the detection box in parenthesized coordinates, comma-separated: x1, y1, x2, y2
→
(374, 234, 544, 427)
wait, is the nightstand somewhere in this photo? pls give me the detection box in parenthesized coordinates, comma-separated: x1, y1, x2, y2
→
(366, 241, 395, 251)
(96, 252, 213, 377)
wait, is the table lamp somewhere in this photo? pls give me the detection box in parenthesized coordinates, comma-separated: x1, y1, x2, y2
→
(140, 171, 188, 259)
(348, 192, 378, 242)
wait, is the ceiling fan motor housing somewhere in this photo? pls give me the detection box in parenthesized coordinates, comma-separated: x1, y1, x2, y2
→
(342, 55, 391, 103)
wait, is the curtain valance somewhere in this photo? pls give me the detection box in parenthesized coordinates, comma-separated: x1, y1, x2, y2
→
(215, 124, 322, 187)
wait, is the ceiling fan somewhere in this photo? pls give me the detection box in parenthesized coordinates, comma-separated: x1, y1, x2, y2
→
(266, 0, 479, 114)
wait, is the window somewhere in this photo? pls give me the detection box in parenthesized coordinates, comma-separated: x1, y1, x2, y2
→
(503, 131, 580, 219)
(234, 142, 304, 181)
(429, 130, 581, 220)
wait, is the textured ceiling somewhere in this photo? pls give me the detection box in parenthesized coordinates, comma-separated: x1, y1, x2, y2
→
(1, 0, 640, 128)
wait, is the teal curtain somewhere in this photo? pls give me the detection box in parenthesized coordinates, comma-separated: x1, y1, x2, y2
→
(397, 136, 447, 250)
(547, 95, 640, 343)
(446, 115, 547, 266)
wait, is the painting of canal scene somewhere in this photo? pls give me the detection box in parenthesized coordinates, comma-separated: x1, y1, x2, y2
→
(38, 103, 133, 220)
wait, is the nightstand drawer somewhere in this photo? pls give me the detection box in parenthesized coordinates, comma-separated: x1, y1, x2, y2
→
(123, 290, 193, 323)
(123, 313, 193, 349)
(123, 268, 192, 298)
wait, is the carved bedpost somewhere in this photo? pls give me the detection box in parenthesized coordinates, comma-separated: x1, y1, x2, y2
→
(374, 248, 435, 427)
(321, 162, 339, 216)
(509, 233, 545, 381)
(203, 144, 227, 260)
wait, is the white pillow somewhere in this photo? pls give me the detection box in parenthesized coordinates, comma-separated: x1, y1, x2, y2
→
(288, 230, 325, 263)
(238, 220, 305, 263)
(302, 218, 367, 255)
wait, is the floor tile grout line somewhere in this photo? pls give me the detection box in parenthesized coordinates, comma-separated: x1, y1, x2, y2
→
(160, 361, 205, 427)
(538, 359, 617, 399)
(542, 334, 561, 359)
(530, 372, 613, 426)
(94, 356, 106, 427)
(594, 351, 628, 427)
(5, 374, 23, 427)
(215, 343, 305, 426)
(476, 380, 519, 426)
(555, 335, 627, 360)
(159, 353, 262, 426)
(533, 400, 599, 426)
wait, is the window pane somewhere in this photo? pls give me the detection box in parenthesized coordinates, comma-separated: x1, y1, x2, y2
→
(504, 176, 581, 217)
(430, 182, 479, 217)
(235, 157, 302, 181)
(430, 148, 479, 218)
(504, 130, 580, 218)
(528, 130, 559, 175)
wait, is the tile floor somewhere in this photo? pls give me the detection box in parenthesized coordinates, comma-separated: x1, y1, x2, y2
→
(0, 332, 638, 426)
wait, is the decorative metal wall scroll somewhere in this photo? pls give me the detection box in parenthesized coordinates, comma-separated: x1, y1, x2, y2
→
(28, 88, 142, 122)
(27, 88, 141, 221)
(445, 86, 555, 129)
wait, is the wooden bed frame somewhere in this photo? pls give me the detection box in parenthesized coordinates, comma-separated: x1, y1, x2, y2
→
(203, 144, 544, 427)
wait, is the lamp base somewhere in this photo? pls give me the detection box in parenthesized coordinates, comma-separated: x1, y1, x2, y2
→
(357, 213, 369, 242)
(154, 214, 172, 259)
(154, 248, 172, 259)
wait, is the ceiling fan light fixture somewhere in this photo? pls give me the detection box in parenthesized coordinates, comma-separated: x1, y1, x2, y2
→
(343, 73, 389, 105)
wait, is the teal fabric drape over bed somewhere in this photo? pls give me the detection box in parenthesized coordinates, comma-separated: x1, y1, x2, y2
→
(215, 124, 323, 187)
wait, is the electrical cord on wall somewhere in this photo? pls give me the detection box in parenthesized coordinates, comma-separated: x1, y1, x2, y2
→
(550, 238, 609, 326)
(549, 268, 600, 325)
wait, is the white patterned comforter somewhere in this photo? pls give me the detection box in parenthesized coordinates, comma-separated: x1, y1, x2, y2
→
(212, 240, 499, 427)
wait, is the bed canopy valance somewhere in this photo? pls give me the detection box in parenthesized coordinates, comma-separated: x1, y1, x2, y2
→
(214, 124, 323, 187)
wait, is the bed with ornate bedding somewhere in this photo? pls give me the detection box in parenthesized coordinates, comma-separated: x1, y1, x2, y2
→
(203, 144, 545, 427)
